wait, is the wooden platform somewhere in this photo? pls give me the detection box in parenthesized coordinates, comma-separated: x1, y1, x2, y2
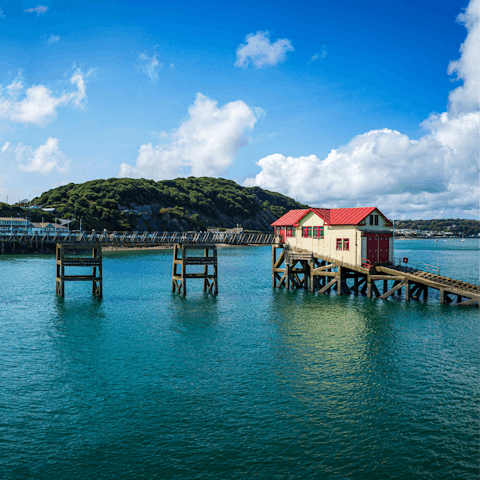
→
(273, 245, 479, 306)
(172, 243, 218, 295)
(56, 244, 102, 298)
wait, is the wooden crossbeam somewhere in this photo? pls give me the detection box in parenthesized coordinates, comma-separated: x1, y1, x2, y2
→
(380, 281, 406, 299)
(318, 277, 338, 294)
(457, 297, 479, 306)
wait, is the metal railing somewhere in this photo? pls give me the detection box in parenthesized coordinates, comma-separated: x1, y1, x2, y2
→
(0, 230, 276, 246)
(393, 256, 440, 275)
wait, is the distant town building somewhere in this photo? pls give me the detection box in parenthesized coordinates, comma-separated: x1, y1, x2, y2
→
(0, 217, 68, 234)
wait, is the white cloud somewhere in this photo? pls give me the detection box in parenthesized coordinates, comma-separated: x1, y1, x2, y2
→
(139, 52, 162, 82)
(16, 137, 70, 175)
(48, 34, 60, 44)
(119, 93, 262, 179)
(308, 46, 327, 64)
(245, 0, 480, 219)
(235, 31, 294, 68)
(0, 69, 87, 126)
(24, 5, 48, 15)
(0, 7, 5, 18)
(1, 141, 10, 153)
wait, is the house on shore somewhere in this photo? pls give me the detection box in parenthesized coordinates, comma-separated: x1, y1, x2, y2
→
(0, 217, 68, 235)
(272, 207, 393, 267)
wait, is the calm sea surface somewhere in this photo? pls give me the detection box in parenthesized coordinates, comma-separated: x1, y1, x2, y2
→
(1, 239, 478, 479)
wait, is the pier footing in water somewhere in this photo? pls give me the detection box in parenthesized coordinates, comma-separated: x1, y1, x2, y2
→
(172, 243, 218, 295)
(272, 244, 479, 306)
(56, 243, 103, 298)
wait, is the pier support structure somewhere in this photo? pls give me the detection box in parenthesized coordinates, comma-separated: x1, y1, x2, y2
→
(272, 244, 479, 306)
(172, 243, 218, 295)
(56, 243, 102, 298)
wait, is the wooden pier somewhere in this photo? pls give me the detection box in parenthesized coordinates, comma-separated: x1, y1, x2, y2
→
(273, 245, 480, 306)
(56, 244, 103, 298)
(172, 243, 218, 295)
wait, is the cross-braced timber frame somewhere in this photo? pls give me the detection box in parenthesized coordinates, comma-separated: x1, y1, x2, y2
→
(172, 243, 218, 295)
(56, 243, 102, 298)
(272, 245, 479, 306)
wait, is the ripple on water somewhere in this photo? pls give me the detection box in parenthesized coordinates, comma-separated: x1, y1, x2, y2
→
(0, 245, 478, 479)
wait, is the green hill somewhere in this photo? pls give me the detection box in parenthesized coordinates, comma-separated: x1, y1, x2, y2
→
(31, 177, 308, 232)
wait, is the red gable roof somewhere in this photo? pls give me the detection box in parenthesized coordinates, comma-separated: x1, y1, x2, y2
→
(272, 207, 392, 227)
(271, 209, 309, 227)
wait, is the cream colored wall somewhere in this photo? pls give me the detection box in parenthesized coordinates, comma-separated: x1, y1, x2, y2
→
(357, 209, 391, 232)
(283, 212, 361, 265)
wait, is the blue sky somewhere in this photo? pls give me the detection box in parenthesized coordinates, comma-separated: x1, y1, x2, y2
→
(0, 0, 478, 219)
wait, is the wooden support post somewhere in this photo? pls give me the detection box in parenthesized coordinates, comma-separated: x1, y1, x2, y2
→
(440, 289, 445, 304)
(172, 243, 217, 295)
(337, 266, 342, 295)
(367, 277, 372, 298)
(383, 279, 388, 294)
(286, 262, 291, 290)
(371, 281, 381, 298)
(55, 243, 102, 298)
(272, 245, 277, 288)
(309, 259, 315, 293)
(353, 273, 359, 295)
(181, 245, 187, 295)
(405, 280, 410, 301)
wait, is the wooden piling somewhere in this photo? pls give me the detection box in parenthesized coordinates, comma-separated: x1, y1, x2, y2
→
(55, 243, 102, 298)
(172, 243, 218, 295)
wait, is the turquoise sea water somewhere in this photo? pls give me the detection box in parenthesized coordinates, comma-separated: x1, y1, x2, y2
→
(0, 239, 478, 479)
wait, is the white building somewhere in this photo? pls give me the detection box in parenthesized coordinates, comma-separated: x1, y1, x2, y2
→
(272, 207, 393, 267)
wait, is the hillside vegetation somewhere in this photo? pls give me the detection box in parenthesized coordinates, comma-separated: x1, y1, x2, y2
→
(32, 177, 308, 232)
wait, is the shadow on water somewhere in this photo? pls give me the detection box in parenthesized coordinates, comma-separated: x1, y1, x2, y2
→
(169, 291, 220, 334)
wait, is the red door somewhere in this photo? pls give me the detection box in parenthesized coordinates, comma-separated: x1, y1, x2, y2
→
(378, 235, 389, 263)
(366, 234, 390, 264)
(366, 235, 378, 264)
(279, 227, 286, 243)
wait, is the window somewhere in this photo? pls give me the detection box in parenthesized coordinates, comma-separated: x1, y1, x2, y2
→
(374, 215, 379, 226)
(369, 215, 374, 225)
(287, 227, 295, 237)
(336, 238, 343, 250)
(302, 227, 312, 238)
(313, 226, 324, 239)
(343, 238, 349, 250)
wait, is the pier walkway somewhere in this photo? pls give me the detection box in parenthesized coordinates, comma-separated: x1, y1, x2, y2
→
(273, 245, 480, 306)
(0, 230, 275, 250)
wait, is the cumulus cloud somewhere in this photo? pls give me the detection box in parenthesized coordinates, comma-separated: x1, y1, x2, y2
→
(48, 34, 60, 44)
(235, 31, 294, 68)
(1, 141, 10, 153)
(139, 52, 162, 82)
(0, 69, 87, 126)
(245, 0, 480, 219)
(119, 93, 262, 179)
(16, 137, 70, 175)
(24, 5, 48, 15)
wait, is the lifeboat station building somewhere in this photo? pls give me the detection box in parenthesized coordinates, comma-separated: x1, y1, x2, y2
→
(272, 207, 393, 267)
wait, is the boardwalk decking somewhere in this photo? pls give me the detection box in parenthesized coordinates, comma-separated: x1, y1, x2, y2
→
(273, 245, 480, 306)
(0, 231, 275, 250)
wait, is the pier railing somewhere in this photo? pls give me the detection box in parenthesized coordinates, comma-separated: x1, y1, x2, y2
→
(393, 256, 440, 275)
(0, 230, 277, 246)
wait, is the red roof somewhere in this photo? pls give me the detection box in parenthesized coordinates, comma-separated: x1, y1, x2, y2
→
(272, 207, 392, 227)
(271, 209, 309, 227)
